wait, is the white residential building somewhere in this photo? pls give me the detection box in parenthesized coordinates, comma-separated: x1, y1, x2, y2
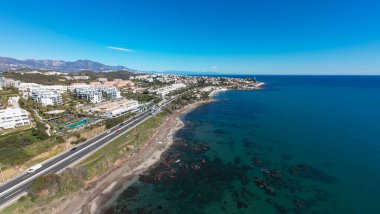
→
(18, 83, 68, 94)
(41, 85, 68, 93)
(74, 88, 103, 103)
(97, 77, 108, 82)
(32, 90, 63, 106)
(73, 76, 90, 80)
(155, 83, 187, 97)
(97, 86, 121, 100)
(18, 83, 41, 92)
(0, 107, 31, 130)
(68, 83, 92, 91)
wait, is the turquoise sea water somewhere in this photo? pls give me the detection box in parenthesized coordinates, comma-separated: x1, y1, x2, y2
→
(105, 76, 380, 214)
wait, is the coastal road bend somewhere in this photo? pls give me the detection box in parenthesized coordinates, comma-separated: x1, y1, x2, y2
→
(0, 108, 156, 209)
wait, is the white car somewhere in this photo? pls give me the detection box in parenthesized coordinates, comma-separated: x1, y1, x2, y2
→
(27, 163, 42, 173)
(106, 130, 111, 134)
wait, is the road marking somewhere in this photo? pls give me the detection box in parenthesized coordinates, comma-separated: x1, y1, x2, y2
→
(4, 189, 23, 199)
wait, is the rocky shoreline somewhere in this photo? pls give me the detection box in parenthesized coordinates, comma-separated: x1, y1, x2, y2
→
(49, 100, 212, 214)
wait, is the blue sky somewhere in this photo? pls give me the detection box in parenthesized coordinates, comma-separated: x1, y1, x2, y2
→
(0, 0, 379, 74)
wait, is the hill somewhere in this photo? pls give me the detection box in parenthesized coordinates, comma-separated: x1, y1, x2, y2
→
(0, 56, 139, 73)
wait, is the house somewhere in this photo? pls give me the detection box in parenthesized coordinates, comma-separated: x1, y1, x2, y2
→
(0, 107, 31, 130)
(32, 90, 63, 106)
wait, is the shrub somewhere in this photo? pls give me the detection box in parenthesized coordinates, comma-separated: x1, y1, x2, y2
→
(30, 174, 60, 197)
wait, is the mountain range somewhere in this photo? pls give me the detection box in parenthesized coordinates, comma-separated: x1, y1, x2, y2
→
(0, 56, 138, 73)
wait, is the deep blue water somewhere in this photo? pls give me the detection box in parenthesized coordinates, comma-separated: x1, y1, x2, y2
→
(106, 76, 380, 214)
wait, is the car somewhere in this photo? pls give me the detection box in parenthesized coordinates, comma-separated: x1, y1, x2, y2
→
(70, 147, 78, 151)
(27, 163, 42, 173)
(106, 130, 111, 134)
(116, 129, 121, 132)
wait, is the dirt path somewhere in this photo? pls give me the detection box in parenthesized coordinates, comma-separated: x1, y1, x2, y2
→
(33, 109, 51, 136)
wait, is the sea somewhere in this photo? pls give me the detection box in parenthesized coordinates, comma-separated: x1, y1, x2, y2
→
(104, 75, 380, 214)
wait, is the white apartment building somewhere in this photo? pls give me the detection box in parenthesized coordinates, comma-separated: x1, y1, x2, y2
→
(74, 88, 103, 103)
(73, 76, 90, 80)
(18, 83, 68, 94)
(97, 86, 121, 100)
(97, 77, 108, 82)
(0, 107, 31, 130)
(155, 83, 187, 97)
(32, 90, 63, 106)
(68, 83, 92, 91)
(2, 78, 21, 88)
(18, 83, 41, 92)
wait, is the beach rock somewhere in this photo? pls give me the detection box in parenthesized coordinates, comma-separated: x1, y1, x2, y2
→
(120, 186, 139, 199)
(254, 177, 276, 195)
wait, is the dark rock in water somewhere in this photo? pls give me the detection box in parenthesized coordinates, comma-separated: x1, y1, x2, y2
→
(213, 129, 228, 135)
(293, 197, 311, 209)
(101, 206, 131, 214)
(120, 186, 139, 199)
(286, 179, 308, 194)
(137, 207, 147, 214)
(243, 138, 255, 149)
(289, 164, 338, 184)
(237, 200, 248, 209)
(266, 199, 290, 214)
(191, 143, 209, 153)
(251, 158, 271, 168)
(254, 177, 276, 195)
(252, 158, 264, 167)
(261, 168, 287, 189)
(261, 168, 282, 179)
(139, 163, 178, 184)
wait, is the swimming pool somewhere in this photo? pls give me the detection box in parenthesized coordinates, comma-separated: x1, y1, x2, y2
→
(66, 119, 92, 129)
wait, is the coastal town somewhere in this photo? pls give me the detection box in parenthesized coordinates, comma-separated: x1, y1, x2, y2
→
(0, 69, 263, 213)
(1, 70, 261, 133)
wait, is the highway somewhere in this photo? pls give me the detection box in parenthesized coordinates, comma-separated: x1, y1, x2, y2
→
(0, 96, 177, 209)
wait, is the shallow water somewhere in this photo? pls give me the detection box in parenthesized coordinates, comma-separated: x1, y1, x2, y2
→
(105, 76, 380, 214)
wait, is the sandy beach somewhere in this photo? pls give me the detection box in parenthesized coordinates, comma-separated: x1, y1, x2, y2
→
(48, 100, 211, 214)
(209, 88, 228, 97)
